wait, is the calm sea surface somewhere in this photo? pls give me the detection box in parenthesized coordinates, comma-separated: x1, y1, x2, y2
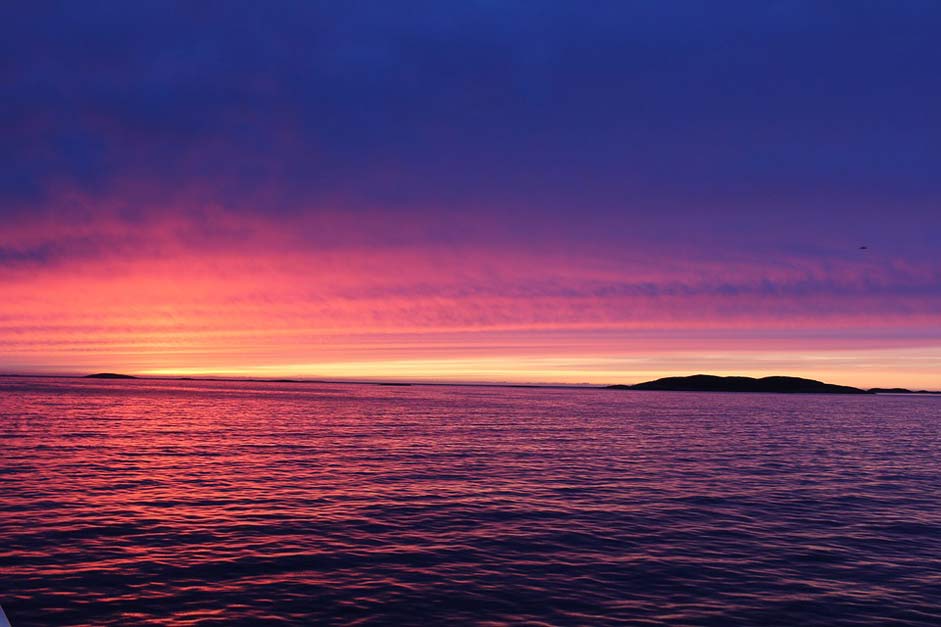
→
(1, 377, 940, 626)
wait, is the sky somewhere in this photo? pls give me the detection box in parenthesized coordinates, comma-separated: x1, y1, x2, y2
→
(2, 1, 940, 388)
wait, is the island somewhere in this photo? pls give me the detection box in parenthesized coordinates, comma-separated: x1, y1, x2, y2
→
(606, 374, 871, 394)
(84, 372, 138, 379)
(868, 387, 941, 395)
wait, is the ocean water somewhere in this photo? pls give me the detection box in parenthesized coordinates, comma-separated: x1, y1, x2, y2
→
(1, 378, 940, 626)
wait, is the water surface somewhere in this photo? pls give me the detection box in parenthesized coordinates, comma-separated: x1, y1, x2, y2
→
(2, 378, 939, 625)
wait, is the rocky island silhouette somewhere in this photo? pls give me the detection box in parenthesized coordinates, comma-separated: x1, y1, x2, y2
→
(607, 374, 871, 394)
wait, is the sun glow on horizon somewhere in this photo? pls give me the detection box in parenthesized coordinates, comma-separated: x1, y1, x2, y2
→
(17, 344, 929, 390)
(4, 233, 940, 390)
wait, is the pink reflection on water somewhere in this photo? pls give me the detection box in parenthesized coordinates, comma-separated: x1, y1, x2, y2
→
(2, 377, 941, 625)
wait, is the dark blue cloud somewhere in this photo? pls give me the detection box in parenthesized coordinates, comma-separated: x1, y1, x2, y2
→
(2, 1, 940, 254)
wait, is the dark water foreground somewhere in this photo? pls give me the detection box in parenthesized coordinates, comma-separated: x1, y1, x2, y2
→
(1, 378, 939, 626)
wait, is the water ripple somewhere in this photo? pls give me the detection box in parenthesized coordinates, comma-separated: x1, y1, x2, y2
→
(1, 378, 940, 625)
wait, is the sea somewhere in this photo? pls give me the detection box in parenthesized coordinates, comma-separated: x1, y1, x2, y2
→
(1, 377, 939, 626)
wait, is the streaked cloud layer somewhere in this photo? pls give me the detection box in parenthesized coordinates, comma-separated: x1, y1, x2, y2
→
(2, 2, 940, 387)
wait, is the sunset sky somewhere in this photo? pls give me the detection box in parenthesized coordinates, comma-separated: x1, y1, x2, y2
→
(3, 2, 940, 388)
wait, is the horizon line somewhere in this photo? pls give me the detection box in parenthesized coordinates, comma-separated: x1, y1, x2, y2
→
(2, 371, 938, 394)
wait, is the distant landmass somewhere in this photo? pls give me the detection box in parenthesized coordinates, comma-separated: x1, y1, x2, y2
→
(607, 374, 870, 394)
(66, 372, 934, 394)
(84, 373, 138, 379)
(869, 387, 941, 395)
